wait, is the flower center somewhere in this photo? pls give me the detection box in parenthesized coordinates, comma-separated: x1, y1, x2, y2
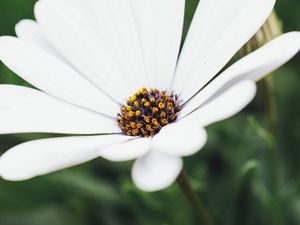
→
(117, 87, 181, 138)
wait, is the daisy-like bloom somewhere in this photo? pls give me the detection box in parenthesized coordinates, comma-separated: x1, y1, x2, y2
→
(0, 0, 299, 192)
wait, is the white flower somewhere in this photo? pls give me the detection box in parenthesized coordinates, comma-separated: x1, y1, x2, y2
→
(0, 0, 299, 192)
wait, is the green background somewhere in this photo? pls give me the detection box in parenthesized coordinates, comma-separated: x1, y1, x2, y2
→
(0, 0, 299, 224)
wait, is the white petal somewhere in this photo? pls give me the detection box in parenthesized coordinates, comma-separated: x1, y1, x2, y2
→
(152, 121, 207, 157)
(0, 36, 119, 117)
(180, 32, 300, 118)
(84, 0, 146, 90)
(132, 151, 183, 192)
(129, 0, 185, 90)
(99, 138, 151, 162)
(0, 85, 119, 134)
(15, 19, 60, 58)
(172, 0, 275, 100)
(218, 31, 300, 82)
(184, 80, 257, 127)
(35, 0, 137, 102)
(60, 0, 146, 90)
(0, 135, 130, 181)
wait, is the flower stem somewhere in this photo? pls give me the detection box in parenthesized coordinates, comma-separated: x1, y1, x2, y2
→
(240, 11, 282, 194)
(234, 11, 283, 225)
(256, 11, 282, 194)
(176, 170, 214, 225)
(258, 12, 284, 225)
(258, 76, 278, 192)
(249, 11, 283, 225)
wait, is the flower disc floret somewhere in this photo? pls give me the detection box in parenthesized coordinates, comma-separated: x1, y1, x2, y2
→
(117, 88, 181, 137)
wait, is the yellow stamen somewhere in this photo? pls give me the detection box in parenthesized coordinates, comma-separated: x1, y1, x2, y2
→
(128, 111, 135, 117)
(133, 129, 139, 135)
(152, 107, 158, 113)
(158, 102, 165, 109)
(161, 119, 168, 125)
(144, 116, 150, 123)
(160, 112, 166, 118)
(130, 95, 136, 102)
(152, 118, 158, 125)
(117, 87, 180, 137)
(135, 110, 141, 117)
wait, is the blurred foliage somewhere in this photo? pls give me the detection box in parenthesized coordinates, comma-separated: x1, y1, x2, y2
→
(0, 0, 299, 224)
